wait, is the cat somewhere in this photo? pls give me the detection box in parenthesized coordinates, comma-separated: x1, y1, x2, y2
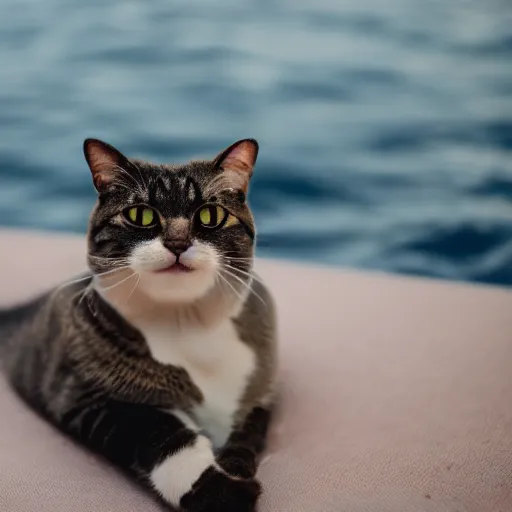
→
(0, 138, 278, 512)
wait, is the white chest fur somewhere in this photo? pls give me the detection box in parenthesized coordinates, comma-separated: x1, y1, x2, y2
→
(139, 319, 256, 448)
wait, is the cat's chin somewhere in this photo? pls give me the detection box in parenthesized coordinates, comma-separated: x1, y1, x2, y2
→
(137, 267, 217, 304)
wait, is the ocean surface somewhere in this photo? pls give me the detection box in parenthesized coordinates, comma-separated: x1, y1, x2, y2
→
(0, 0, 511, 286)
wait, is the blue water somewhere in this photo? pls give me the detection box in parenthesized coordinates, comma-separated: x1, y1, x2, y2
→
(0, 0, 511, 286)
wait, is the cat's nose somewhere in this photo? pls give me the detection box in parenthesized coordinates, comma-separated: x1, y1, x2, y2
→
(163, 239, 191, 256)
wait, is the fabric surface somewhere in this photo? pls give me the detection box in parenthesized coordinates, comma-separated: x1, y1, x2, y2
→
(0, 229, 511, 512)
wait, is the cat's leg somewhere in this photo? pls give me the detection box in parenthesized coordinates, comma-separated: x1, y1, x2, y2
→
(217, 406, 272, 479)
(69, 339, 203, 409)
(65, 401, 260, 512)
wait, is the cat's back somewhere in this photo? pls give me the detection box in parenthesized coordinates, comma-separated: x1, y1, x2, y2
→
(0, 278, 90, 406)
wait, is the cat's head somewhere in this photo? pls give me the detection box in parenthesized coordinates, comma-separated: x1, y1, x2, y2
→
(84, 138, 258, 304)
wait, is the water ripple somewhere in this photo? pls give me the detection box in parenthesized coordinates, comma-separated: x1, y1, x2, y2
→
(0, 0, 510, 286)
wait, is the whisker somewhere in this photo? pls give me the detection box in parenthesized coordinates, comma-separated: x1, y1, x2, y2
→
(222, 258, 265, 285)
(204, 170, 246, 197)
(216, 271, 245, 302)
(87, 254, 131, 263)
(110, 181, 134, 193)
(53, 274, 93, 294)
(223, 258, 254, 266)
(85, 292, 97, 318)
(222, 263, 251, 277)
(214, 272, 229, 301)
(76, 282, 93, 308)
(221, 267, 252, 289)
(112, 164, 145, 192)
(126, 273, 140, 303)
(221, 256, 254, 269)
(222, 262, 266, 286)
(220, 268, 267, 307)
(96, 272, 138, 293)
(223, 268, 267, 306)
(53, 265, 129, 297)
(131, 160, 148, 190)
(95, 266, 132, 277)
(88, 260, 131, 272)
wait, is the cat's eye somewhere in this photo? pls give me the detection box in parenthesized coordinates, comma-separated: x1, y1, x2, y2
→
(124, 206, 159, 228)
(197, 204, 228, 229)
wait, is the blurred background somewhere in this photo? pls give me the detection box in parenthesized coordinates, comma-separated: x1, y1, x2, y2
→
(0, 0, 510, 286)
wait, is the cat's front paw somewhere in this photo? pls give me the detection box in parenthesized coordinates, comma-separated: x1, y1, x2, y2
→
(180, 467, 261, 512)
(217, 445, 256, 479)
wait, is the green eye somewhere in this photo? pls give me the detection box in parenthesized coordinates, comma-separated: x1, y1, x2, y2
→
(197, 205, 228, 228)
(125, 206, 158, 227)
(199, 207, 211, 225)
(142, 208, 154, 226)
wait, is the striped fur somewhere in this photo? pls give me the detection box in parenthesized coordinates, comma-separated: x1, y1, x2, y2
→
(0, 139, 277, 511)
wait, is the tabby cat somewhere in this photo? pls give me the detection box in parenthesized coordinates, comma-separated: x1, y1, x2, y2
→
(0, 138, 278, 512)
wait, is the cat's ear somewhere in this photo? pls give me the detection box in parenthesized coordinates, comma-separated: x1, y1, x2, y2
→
(213, 139, 259, 193)
(83, 138, 129, 192)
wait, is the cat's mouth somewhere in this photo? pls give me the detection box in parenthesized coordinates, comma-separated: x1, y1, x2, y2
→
(156, 262, 193, 274)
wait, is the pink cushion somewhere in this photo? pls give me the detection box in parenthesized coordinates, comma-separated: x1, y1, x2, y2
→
(1, 229, 511, 512)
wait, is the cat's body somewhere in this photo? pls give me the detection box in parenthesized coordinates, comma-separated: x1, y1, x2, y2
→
(0, 138, 277, 512)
